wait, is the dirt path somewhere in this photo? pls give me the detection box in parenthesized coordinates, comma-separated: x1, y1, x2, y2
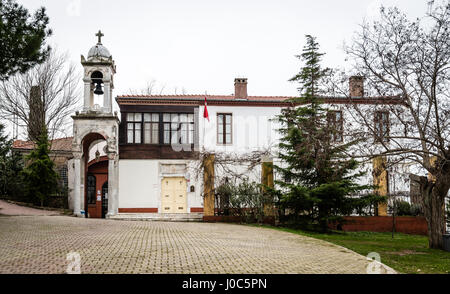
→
(0, 200, 60, 216)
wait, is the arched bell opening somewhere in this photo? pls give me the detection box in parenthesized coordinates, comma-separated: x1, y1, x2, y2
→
(91, 71, 104, 109)
(81, 132, 108, 218)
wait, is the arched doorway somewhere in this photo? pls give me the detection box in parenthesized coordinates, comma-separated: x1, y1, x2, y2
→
(86, 156, 108, 218)
(81, 132, 108, 218)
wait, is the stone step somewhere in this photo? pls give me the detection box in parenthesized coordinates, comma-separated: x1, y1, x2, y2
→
(108, 213, 203, 222)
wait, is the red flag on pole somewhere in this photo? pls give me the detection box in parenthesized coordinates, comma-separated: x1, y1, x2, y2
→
(203, 97, 209, 122)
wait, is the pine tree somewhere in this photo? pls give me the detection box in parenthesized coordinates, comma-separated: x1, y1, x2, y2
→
(0, 0, 52, 80)
(21, 127, 58, 206)
(0, 123, 24, 199)
(273, 35, 376, 231)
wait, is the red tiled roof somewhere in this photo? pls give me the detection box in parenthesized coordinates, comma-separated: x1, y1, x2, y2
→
(13, 137, 73, 152)
(116, 94, 404, 106)
(116, 94, 292, 102)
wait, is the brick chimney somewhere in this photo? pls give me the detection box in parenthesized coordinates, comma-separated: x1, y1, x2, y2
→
(28, 86, 45, 142)
(349, 76, 364, 98)
(234, 78, 248, 99)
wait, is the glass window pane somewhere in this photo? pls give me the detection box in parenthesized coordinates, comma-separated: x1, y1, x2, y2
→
(127, 113, 134, 121)
(134, 113, 142, 121)
(135, 123, 141, 130)
(189, 130, 194, 144)
(181, 130, 187, 144)
(152, 124, 159, 144)
(226, 134, 231, 144)
(144, 123, 150, 143)
(164, 123, 170, 131)
(180, 114, 187, 122)
(217, 115, 223, 124)
(144, 113, 151, 122)
(135, 130, 141, 143)
(163, 113, 171, 122)
(152, 130, 159, 144)
(127, 130, 133, 143)
(164, 131, 170, 144)
(225, 115, 231, 124)
(127, 123, 133, 130)
(225, 124, 231, 134)
(152, 113, 159, 122)
(188, 114, 194, 122)
(171, 131, 177, 144)
(218, 134, 223, 144)
(171, 113, 178, 122)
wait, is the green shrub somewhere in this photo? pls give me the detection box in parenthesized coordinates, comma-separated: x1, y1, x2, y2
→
(390, 200, 412, 216)
(215, 179, 268, 223)
(410, 203, 424, 217)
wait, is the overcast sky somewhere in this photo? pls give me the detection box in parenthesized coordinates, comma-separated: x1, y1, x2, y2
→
(16, 0, 428, 100)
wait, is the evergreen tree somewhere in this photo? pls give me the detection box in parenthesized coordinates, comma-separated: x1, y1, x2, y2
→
(0, 123, 24, 199)
(0, 0, 52, 80)
(273, 35, 378, 231)
(21, 127, 58, 206)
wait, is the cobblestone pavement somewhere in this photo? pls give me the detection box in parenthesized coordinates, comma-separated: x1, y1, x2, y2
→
(0, 215, 395, 274)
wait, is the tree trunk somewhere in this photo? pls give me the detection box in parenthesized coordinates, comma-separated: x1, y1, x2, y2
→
(419, 176, 449, 249)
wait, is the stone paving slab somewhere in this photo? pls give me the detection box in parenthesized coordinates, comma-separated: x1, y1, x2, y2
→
(0, 215, 395, 274)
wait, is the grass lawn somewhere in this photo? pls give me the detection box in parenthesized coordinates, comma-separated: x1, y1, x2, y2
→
(254, 225, 450, 274)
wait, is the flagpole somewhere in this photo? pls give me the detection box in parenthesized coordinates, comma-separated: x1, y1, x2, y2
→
(203, 91, 207, 152)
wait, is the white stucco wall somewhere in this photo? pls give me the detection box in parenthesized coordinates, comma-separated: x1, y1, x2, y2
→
(118, 159, 203, 211)
(199, 105, 282, 154)
(116, 101, 442, 214)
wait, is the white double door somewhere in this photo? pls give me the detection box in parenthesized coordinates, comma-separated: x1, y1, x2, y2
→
(161, 177, 187, 213)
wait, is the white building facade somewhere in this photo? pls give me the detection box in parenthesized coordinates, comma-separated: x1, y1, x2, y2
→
(69, 33, 431, 220)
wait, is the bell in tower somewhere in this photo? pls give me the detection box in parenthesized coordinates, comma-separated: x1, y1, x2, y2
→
(91, 71, 104, 95)
(80, 30, 116, 113)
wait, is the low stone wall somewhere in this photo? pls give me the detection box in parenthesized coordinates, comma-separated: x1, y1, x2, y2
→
(329, 216, 428, 236)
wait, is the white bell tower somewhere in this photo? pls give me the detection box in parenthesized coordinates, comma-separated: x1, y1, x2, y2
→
(81, 30, 116, 113)
(71, 30, 120, 218)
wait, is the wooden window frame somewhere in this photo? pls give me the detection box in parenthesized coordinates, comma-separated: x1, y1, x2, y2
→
(126, 112, 162, 144)
(374, 110, 390, 143)
(217, 113, 233, 145)
(125, 111, 195, 146)
(126, 112, 142, 144)
(327, 110, 344, 143)
(162, 113, 195, 145)
(143, 113, 160, 144)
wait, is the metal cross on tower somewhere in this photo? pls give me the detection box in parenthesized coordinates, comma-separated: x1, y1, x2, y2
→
(96, 30, 104, 44)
